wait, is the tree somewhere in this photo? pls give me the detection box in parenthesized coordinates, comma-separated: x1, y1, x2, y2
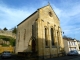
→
(12, 27, 17, 34)
(3, 27, 8, 31)
(0, 35, 16, 46)
(63, 35, 68, 39)
(0, 28, 2, 30)
(63, 35, 72, 39)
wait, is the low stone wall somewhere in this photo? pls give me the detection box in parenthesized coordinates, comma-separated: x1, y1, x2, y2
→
(0, 45, 14, 53)
(0, 30, 16, 39)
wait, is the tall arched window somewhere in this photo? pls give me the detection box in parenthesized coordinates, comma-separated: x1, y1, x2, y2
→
(24, 29, 26, 40)
(18, 32, 20, 46)
(51, 28, 54, 46)
(57, 31, 60, 45)
(45, 28, 48, 46)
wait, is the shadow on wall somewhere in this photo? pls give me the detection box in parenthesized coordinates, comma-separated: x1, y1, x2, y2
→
(17, 37, 65, 58)
(17, 37, 36, 58)
(23, 36, 36, 52)
(18, 36, 32, 52)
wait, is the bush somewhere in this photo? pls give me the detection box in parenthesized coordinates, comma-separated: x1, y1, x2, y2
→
(0, 35, 15, 46)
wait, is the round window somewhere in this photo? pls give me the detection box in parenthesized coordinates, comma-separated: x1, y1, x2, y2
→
(49, 11, 52, 17)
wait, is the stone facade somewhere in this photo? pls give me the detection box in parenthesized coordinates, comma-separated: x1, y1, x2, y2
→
(0, 30, 16, 39)
(0, 45, 14, 53)
(15, 4, 64, 58)
(77, 40, 80, 50)
(0, 39, 10, 45)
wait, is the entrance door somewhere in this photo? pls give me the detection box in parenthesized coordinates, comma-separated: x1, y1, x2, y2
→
(32, 39, 36, 52)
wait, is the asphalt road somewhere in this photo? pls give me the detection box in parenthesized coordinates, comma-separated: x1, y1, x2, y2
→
(70, 57, 80, 60)
(45, 55, 80, 60)
(0, 55, 25, 60)
(0, 55, 80, 60)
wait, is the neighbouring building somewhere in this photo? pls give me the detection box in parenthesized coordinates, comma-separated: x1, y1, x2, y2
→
(15, 4, 64, 58)
(63, 38, 79, 54)
(77, 40, 80, 51)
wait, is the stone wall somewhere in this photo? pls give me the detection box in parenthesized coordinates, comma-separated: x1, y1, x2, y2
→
(15, 10, 39, 53)
(0, 30, 16, 39)
(37, 5, 64, 58)
(0, 39, 10, 45)
(0, 45, 14, 53)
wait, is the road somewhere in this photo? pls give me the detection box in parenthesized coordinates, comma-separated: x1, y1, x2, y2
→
(0, 55, 25, 60)
(46, 56, 80, 60)
(0, 55, 80, 60)
(69, 57, 80, 60)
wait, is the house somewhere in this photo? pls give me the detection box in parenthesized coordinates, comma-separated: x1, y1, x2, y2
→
(77, 40, 80, 51)
(15, 4, 64, 58)
(63, 38, 79, 54)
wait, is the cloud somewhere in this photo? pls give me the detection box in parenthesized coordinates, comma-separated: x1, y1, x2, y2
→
(50, 1, 80, 40)
(0, 4, 35, 29)
(51, 4, 62, 18)
(0, 0, 80, 40)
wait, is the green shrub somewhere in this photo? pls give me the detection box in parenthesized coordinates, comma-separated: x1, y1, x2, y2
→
(0, 35, 16, 46)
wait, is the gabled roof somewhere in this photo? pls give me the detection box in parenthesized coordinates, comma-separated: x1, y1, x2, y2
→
(17, 3, 60, 26)
(17, 10, 38, 26)
(48, 4, 60, 21)
(17, 5, 49, 26)
(63, 38, 80, 42)
(63, 38, 75, 41)
(39, 4, 60, 21)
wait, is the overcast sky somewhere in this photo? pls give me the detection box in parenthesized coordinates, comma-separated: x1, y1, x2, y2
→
(0, 0, 80, 40)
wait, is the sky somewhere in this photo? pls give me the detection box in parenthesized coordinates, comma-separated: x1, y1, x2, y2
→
(0, 0, 80, 40)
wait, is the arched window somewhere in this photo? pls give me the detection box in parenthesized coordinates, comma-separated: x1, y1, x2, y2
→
(57, 31, 60, 45)
(24, 29, 26, 40)
(18, 32, 20, 46)
(51, 28, 54, 46)
(45, 28, 48, 46)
